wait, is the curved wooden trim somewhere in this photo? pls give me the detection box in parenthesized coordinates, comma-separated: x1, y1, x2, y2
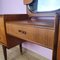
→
(23, 0, 33, 4)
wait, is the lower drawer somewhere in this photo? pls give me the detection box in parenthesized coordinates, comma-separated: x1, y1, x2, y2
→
(6, 23, 36, 41)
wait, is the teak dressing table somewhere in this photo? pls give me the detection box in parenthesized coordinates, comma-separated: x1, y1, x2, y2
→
(0, 13, 59, 60)
(0, 0, 60, 60)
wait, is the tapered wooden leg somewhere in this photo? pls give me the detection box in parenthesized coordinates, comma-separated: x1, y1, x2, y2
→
(19, 43, 23, 54)
(2, 45, 7, 60)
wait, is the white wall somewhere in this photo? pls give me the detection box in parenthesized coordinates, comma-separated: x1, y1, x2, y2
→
(1, 0, 26, 14)
(0, 0, 2, 14)
(23, 42, 52, 60)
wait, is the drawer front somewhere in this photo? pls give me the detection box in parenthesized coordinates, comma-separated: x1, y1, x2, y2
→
(6, 22, 54, 49)
(0, 16, 7, 45)
(6, 23, 48, 47)
(6, 24, 35, 41)
(47, 30, 54, 49)
(35, 28, 48, 47)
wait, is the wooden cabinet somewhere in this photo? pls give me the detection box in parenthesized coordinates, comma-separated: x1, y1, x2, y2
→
(2, 15, 54, 48)
(6, 22, 54, 49)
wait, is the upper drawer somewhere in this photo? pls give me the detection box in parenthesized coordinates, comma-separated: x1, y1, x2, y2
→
(6, 23, 36, 41)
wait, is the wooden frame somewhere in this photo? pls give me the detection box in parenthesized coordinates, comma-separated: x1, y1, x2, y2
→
(52, 14, 59, 60)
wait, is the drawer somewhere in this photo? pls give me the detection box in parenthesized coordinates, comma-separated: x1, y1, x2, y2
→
(6, 22, 54, 49)
(47, 29, 54, 49)
(34, 28, 48, 47)
(35, 27, 54, 49)
(6, 23, 35, 41)
(6, 23, 48, 47)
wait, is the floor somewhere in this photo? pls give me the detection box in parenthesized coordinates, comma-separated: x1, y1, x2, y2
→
(0, 45, 44, 60)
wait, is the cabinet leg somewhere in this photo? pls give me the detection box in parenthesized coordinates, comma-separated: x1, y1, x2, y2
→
(19, 43, 23, 54)
(2, 45, 7, 60)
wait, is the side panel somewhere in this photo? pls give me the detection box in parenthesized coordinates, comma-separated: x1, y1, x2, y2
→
(0, 16, 7, 45)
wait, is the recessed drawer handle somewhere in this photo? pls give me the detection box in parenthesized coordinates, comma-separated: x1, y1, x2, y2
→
(22, 31, 26, 34)
(18, 30, 26, 35)
(18, 30, 22, 32)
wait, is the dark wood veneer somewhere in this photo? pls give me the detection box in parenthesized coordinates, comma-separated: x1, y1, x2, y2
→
(4, 14, 30, 21)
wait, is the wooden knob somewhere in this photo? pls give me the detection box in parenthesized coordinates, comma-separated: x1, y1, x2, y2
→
(18, 30, 22, 32)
